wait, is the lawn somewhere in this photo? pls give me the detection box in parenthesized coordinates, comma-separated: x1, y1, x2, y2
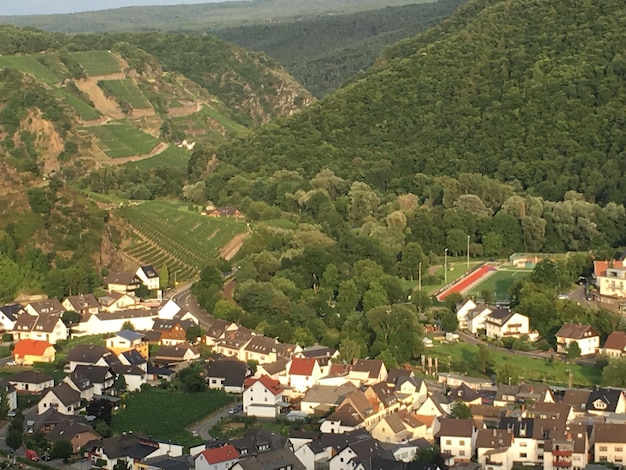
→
(0, 55, 61, 84)
(128, 145, 191, 171)
(468, 268, 532, 301)
(69, 51, 121, 76)
(111, 387, 234, 445)
(426, 341, 602, 387)
(55, 88, 101, 121)
(118, 200, 247, 282)
(99, 79, 152, 109)
(402, 261, 483, 295)
(88, 122, 159, 158)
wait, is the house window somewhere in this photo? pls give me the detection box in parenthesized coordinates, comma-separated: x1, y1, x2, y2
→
(459, 440, 465, 446)
(616, 447, 623, 452)
(520, 442, 527, 447)
(445, 440, 452, 445)
(599, 457, 607, 462)
(459, 451, 465, 456)
(599, 446, 608, 452)
(520, 453, 527, 458)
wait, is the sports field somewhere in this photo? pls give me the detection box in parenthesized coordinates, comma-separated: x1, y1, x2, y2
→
(468, 268, 532, 301)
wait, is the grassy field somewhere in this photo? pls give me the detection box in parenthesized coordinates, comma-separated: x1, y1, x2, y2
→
(55, 88, 101, 121)
(99, 79, 152, 109)
(425, 341, 602, 387)
(69, 51, 121, 76)
(128, 145, 191, 171)
(88, 122, 159, 158)
(468, 268, 532, 301)
(0, 55, 61, 84)
(403, 260, 483, 294)
(112, 387, 234, 445)
(118, 200, 247, 282)
(172, 104, 246, 137)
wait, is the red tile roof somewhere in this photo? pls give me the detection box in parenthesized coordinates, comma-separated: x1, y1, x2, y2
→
(244, 375, 283, 395)
(200, 444, 239, 464)
(13, 339, 53, 358)
(289, 357, 317, 376)
(594, 260, 609, 277)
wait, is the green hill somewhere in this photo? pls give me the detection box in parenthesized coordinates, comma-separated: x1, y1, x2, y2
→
(214, 0, 626, 205)
(214, 0, 466, 97)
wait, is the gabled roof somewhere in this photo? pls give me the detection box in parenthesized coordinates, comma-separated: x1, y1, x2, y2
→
(561, 389, 591, 412)
(67, 344, 112, 363)
(13, 339, 53, 358)
(603, 331, 626, 352)
(9, 370, 53, 385)
(14, 314, 63, 333)
(352, 359, 385, 378)
(120, 349, 147, 366)
(555, 323, 599, 339)
(230, 427, 285, 457)
(448, 383, 480, 403)
(486, 308, 514, 322)
(259, 358, 288, 376)
(244, 335, 279, 355)
(25, 299, 65, 315)
(301, 383, 359, 406)
(475, 429, 513, 449)
(435, 418, 474, 438)
(155, 344, 198, 359)
(593, 423, 626, 444)
(233, 447, 304, 470)
(138, 265, 159, 279)
(0, 303, 22, 320)
(289, 357, 318, 376)
(47, 420, 97, 442)
(116, 329, 145, 342)
(587, 388, 624, 412)
(369, 382, 397, 407)
(386, 368, 413, 386)
(199, 444, 239, 464)
(104, 271, 140, 286)
(46, 383, 81, 406)
(301, 345, 337, 359)
(206, 359, 249, 387)
(594, 260, 610, 277)
(63, 294, 99, 311)
(244, 375, 283, 395)
(72, 365, 111, 384)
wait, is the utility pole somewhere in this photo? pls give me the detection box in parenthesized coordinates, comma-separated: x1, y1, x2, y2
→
(467, 235, 470, 270)
(444, 248, 448, 284)
(418, 262, 422, 291)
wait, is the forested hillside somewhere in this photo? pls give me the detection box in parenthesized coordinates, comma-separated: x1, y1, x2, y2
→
(215, 0, 626, 205)
(214, 0, 466, 97)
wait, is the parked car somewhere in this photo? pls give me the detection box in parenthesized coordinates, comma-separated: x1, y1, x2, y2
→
(41, 453, 51, 461)
(5, 360, 17, 366)
(26, 450, 39, 461)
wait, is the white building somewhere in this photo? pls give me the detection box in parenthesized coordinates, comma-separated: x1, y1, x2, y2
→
(435, 418, 476, 465)
(37, 383, 81, 415)
(136, 265, 160, 291)
(243, 375, 284, 418)
(555, 323, 600, 356)
(194, 444, 239, 470)
(485, 309, 530, 339)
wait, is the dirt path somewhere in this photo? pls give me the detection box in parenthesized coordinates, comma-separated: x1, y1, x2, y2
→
(75, 75, 125, 119)
(109, 142, 169, 165)
(222, 278, 236, 300)
(168, 101, 202, 118)
(219, 232, 248, 260)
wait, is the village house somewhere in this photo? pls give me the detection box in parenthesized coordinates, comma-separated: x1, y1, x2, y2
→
(243, 335, 282, 364)
(555, 323, 600, 356)
(151, 318, 196, 346)
(66, 344, 114, 372)
(466, 305, 493, 335)
(38, 383, 81, 416)
(106, 330, 149, 358)
(97, 292, 140, 313)
(136, 265, 160, 291)
(46, 420, 100, 453)
(78, 309, 158, 336)
(598, 331, 626, 357)
(484, 309, 530, 339)
(370, 409, 427, 443)
(153, 344, 200, 367)
(103, 271, 141, 294)
(591, 423, 626, 465)
(476, 428, 515, 470)
(204, 206, 244, 219)
(215, 328, 255, 360)
(243, 375, 285, 418)
(205, 358, 251, 393)
(543, 424, 589, 470)
(288, 357, 325, 393)
(13, 339, 56, 365)
(349, 359, 387, 385)
(24, 299, 65, 317)
(230, 448, 303, 470)
(300, 382, 359, 415)
(67, 365, 115, 396)
(12, 314, 67, 345)
(62, 294, 100, 316)
(0, 379, 17, 411)
(435, 418, 477, 466)
(585, 388, 626, 415)
(455, 299, 477, 330)
(561, 389, 592, 416)
(87, 434, 182, 470)
(9, 370, 54, 394)
(195, 444, 240, 470)
(594, 258, 626, 299)
(0, 304, 22, 331)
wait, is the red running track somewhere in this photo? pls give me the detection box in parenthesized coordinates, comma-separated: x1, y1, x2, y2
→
(437, 265, 495, 301)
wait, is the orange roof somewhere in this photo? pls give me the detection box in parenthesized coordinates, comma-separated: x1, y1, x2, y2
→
(244, 374, 283, 395)
(594, 260, 609, 277)
(200, 444, 239, 464)
(289, 357, 317, 376)
(413, 414, 436, 426)
(13, 339, 53, 358)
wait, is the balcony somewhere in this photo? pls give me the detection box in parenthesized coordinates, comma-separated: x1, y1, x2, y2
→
(552, 450, 572, 457)
(553, 460, 572, 467)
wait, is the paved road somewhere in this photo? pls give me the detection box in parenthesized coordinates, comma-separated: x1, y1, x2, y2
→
(189, 401, 242, 440)
(566, 284, 598, 310)
(171, 286, 215, 330)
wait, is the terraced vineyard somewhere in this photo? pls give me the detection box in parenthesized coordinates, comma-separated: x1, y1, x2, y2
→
(99, 79, 152, 109)
(118, 201, 247, 282)
(69, 51, 121, 76)
(0, 54, 61, 84)
(88, 122, 159, 158)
